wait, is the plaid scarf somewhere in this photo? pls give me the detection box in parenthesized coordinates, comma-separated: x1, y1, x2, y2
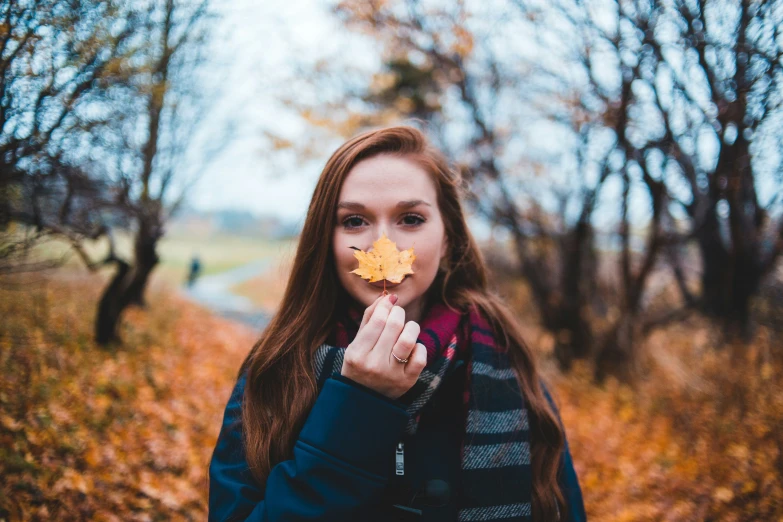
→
(312, 299, 534, 521)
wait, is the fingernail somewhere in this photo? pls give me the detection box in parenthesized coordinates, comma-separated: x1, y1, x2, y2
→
(390, 294, 398, 305)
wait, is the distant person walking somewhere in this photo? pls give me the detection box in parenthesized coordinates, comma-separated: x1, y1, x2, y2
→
(187, 254, 202, 287)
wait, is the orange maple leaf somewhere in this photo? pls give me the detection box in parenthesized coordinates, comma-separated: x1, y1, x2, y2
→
(349, 233, 416, 292)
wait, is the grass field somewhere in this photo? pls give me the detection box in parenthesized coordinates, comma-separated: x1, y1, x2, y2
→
(25, 228, 298, 288)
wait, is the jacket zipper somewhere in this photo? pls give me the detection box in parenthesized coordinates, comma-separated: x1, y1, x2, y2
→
(395, 441, 405, 476)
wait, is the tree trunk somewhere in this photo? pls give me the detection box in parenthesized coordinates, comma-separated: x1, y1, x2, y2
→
(125, 222, 161, 307)
(698, 231, 761, 341)
(553, 222, 595, 369)
(94, 220, 161, 346)
(594, 312, 638, 383)
(95, 258, 131, 346)
(698, 209, 729, 314)
(513, 225, 595, 371)
(697, 133, 764, 341)
(552, 305, 593, 371)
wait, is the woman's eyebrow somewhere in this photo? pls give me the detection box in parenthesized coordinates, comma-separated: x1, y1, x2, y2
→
(336, 200, 432, 211)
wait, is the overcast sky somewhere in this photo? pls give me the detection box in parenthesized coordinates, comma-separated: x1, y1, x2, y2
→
(184, 0, 362, 224)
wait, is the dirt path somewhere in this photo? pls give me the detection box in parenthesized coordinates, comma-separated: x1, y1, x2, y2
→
(182, 259, 273, 331)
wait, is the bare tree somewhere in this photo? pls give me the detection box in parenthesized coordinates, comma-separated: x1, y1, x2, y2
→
(86, 0, 218, 345)
(644, 0, 783, 339)
(2, 0, 221, 346)
(324, 0, 783, 378)
(0, 0, 139, 275)
(329, 0, 672, 379)
(529, 0, 783, 345)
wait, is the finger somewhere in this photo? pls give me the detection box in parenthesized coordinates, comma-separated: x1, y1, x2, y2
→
(352, 294, 395, 352)
(373, 304, 406, 356)
(390, 320, 420, 367)
(405, 342, 428, 377)
(359, 293, 386, 331)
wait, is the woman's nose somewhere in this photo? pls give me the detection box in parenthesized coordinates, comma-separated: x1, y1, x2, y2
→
(376, 224, 393, 242)
(372, 227, 408, 251)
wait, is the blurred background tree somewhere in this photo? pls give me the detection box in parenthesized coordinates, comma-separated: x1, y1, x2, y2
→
(1, 0, 220, 345)
(3, 0, 780, 365)
(0, 0, 139, 274)
(285, 0, 783, 381)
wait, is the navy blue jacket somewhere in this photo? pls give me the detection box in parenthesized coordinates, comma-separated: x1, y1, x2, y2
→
(208, 363, 587, 522)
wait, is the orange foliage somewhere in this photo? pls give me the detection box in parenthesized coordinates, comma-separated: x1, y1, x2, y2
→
(1, 270, 782, 521)
(0, 272, 256, 521)
(539, 318, 783, 521)
(501, 273, 783, 520)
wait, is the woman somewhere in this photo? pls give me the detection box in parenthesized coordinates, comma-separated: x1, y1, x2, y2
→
(208, 126, 586, 522)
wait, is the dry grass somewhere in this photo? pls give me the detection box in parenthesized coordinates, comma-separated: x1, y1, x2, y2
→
(0, 271, 256, 521)
(1, 265, 782, 521)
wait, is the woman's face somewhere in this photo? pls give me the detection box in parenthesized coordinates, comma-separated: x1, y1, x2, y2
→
(332, 154, 448, 321)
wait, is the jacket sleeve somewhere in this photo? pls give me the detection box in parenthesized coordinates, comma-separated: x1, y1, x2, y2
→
(540, 379, 588, 522)
(208, 372, 410, 522)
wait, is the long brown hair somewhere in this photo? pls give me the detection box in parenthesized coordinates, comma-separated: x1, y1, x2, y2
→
(238, 126, 567, 521)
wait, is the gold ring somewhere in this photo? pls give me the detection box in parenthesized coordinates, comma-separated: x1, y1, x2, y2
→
(392, 352, 409, 364)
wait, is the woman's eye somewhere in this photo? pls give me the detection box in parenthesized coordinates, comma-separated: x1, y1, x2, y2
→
(401, 214, 425, 226)
(342, 216, 365, 229)
(340, 213, 426, 230)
